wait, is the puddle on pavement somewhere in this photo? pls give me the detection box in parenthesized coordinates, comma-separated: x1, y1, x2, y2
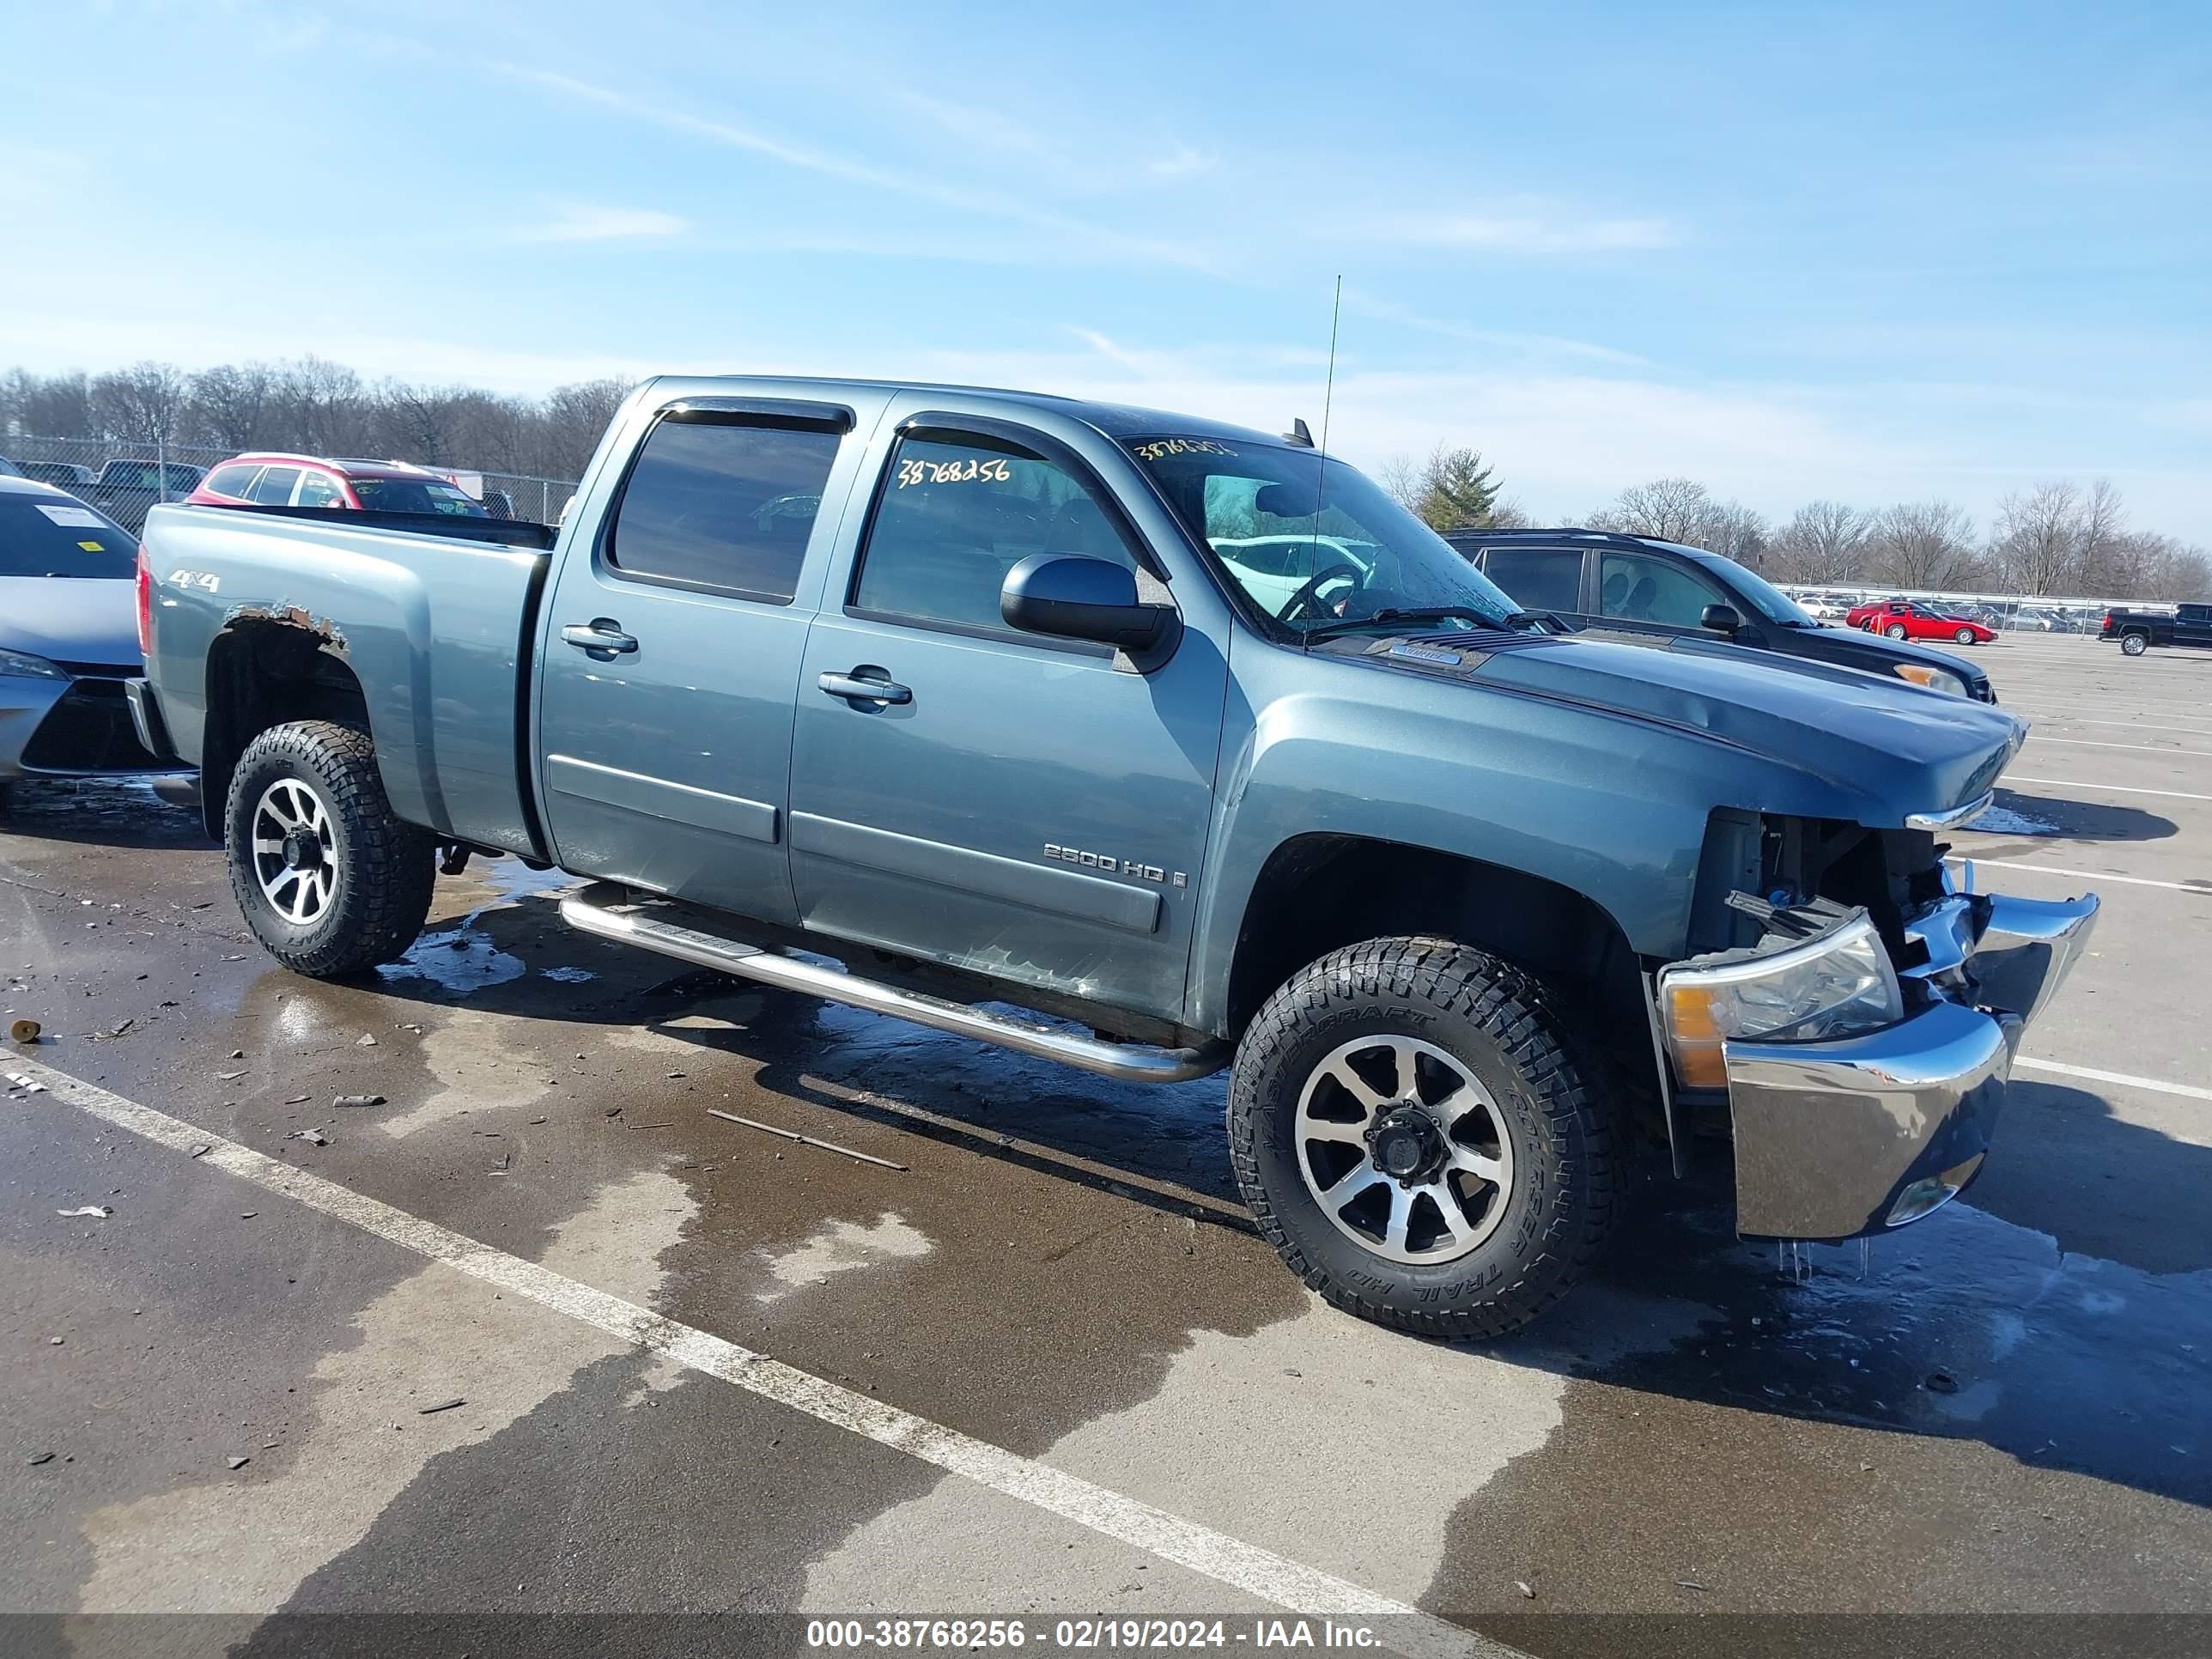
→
(374, 858, 579, 998)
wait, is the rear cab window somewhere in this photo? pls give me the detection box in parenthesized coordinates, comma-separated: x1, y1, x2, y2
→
(849, 429, 1139, 638)
(605, 414, 846, 603)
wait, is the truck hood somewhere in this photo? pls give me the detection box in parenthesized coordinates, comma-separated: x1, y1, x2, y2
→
(0, 576, 143, 670)
(1364, 629, 2023, 823)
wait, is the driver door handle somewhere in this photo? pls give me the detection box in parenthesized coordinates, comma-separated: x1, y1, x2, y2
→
(561, 621, 638, 654)
(818, 670, 911, 706)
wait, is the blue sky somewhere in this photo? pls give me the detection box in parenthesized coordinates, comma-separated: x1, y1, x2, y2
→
(3, 1, 2208, 537)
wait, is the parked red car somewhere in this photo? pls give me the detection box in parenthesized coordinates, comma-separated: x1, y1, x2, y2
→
(1844, 599, 1996, 645)
(185, 453, 491, 518)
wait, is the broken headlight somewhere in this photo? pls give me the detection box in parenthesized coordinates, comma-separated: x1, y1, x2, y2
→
(1656, 907, 1904, 1089)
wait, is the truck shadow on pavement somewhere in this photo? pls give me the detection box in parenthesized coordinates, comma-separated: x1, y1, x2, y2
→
(369, 892, 2212, 1514)
(1970, 786, 2177, 844)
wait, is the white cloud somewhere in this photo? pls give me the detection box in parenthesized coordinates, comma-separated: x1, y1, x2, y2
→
(524, 202, 689, 243)
(1147, 143, 1216, 179)
(1367, 210, 1675, 253)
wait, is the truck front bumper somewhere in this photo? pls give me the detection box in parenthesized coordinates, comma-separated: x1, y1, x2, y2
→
(1722, 883, 2098, 1240)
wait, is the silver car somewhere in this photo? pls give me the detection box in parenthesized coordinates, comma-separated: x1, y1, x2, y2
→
(0, 477, 188, 799)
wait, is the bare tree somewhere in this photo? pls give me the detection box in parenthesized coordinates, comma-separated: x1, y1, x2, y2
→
(538, 377, 635, 479)
(1867, 501, 1976, 589)
(89, 361, 190, 447)
(1770, 501, 1869, 583)
(1375, 451, 1420, 511)
(185, 362, 275, 449)
(1698, 498, 1770, 568)
(1990, 481, 2084, 595)
(1592, 477, 1713, 543)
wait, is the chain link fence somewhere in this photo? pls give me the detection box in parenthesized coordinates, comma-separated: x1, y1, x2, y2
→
(0, 433, 578, 535)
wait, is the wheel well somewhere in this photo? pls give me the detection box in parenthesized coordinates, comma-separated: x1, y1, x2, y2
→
(1224, 834, 1657, 1097)
(199, 621, 371, 838)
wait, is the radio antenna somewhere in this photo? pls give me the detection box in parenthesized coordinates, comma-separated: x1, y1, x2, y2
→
(1301, 275, 1342, 650)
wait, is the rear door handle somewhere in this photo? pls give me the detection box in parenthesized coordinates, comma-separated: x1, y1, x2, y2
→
(561, 621, 637, 654)
(817, 670, 911, 706)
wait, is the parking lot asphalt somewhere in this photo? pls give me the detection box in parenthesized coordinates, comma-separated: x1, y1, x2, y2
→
(3, 630, 2208, 1658)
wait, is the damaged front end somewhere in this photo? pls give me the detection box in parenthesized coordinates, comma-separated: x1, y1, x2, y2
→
(1656, 809, 2098, 1240)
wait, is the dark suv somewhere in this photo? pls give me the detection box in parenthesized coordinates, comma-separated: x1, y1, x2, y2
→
(1447, 528, 1996, 702)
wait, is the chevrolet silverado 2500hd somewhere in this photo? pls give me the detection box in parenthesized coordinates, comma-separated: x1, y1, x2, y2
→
(135, 376, 2099, 1337)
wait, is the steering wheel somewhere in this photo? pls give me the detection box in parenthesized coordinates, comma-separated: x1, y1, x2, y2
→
(1279, 562, 1364, 624)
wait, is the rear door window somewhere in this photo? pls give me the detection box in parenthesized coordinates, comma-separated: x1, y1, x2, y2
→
(1597, 553, 1725, 628)
(249, 466, 301, 505)
(1480, 547, 1584, 614)
(606, 416, 844, 603)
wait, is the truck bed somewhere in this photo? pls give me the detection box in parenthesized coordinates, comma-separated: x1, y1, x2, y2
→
(142, 501, 556, 856)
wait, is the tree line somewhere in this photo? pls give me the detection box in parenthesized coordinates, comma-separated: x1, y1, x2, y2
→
(1380, 446, 2209, 601)
(0, 358, 635, 484)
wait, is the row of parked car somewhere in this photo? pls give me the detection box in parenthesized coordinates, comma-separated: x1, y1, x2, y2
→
(0, 449, 515, 534)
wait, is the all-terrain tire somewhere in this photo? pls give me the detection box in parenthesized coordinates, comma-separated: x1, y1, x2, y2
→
(1227, 937, 1620, 1340)
(225, 720, 435, 977)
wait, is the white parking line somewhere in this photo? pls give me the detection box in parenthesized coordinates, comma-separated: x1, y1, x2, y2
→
(1954, 857, 2212, 896)
(6, 1054, 1508, 1659)
(2017, 1057, 2212, 1103)
(2029, 737, 2212, 758)
(2004, 775, 2212, 804)
(2015, 717, 2212, 738)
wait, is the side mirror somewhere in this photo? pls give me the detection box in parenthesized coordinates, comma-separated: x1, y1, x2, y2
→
(1699, 603, 1742, 635)
(1001, 554, 1171, 653)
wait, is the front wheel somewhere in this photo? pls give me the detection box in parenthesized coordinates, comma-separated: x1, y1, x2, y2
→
(1227, 938, 1619, 1340)
(1954, 628, 1977, 645)
(225, 720, 436, 976)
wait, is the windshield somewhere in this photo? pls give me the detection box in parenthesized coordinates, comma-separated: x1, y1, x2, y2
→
(350, 477, 489, 516)
(1124, 436, 1518, 635)
(1657, 542, 1819, 628)
(0, 495, 136, 578)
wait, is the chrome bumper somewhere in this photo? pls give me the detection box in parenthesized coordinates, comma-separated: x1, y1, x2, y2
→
(1722, 879, 2099, 1240)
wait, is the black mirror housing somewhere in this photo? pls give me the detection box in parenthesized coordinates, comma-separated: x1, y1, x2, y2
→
(1700, 603, 1742, 635)
(1001, 554, 1171, 652)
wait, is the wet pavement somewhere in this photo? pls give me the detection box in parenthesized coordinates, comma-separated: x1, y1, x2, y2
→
(3, 632, 2209, 1657)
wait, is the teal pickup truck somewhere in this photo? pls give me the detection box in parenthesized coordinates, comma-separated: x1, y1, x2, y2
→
(133, 376, 2098, 1337)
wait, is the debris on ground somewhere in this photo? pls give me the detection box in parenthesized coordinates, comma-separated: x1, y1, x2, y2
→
(286, 1128, 329, 1147)
(239, 1212, 258, 1219)
(190, 1144, 211, 1159)
(332, 1094, 385, 1108)
(226, 1455, 250, 1470)
(48, 1337, 63, 1346)
(9, 1018, 40, 1042)
(1516, 1582, 1535, 1599)
(1925, 1370, 1959, 1395)
(356, 1032, 377, 1047)
(229, 1049, 245, 1060)
(528, 1116, 548, 1125)
(216, 1069, 246, 1080)
(418, 1398, 465, 1413)
(706, 1107, 908, 1171)
(284, 1095, 310, 1104)
(6, 1072, 48, 1093)
(1675, 1579, 1708, 1592)
(27, 1452, 55, 1466)
(58, 1206, 112, 1218)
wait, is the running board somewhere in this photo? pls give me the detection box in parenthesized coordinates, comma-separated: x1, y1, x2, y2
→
(559, 885, 1231, 1085)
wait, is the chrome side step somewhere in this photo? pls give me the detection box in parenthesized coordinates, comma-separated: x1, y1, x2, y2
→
(559, 886, 1231, 1085)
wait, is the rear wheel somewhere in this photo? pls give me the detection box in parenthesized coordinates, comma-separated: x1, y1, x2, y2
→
(2121, 632, 2148, 656)
(225, 720, 435, 976)
(1886, 623, 1909, 640)
(1227, 937, 1619, 1340)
